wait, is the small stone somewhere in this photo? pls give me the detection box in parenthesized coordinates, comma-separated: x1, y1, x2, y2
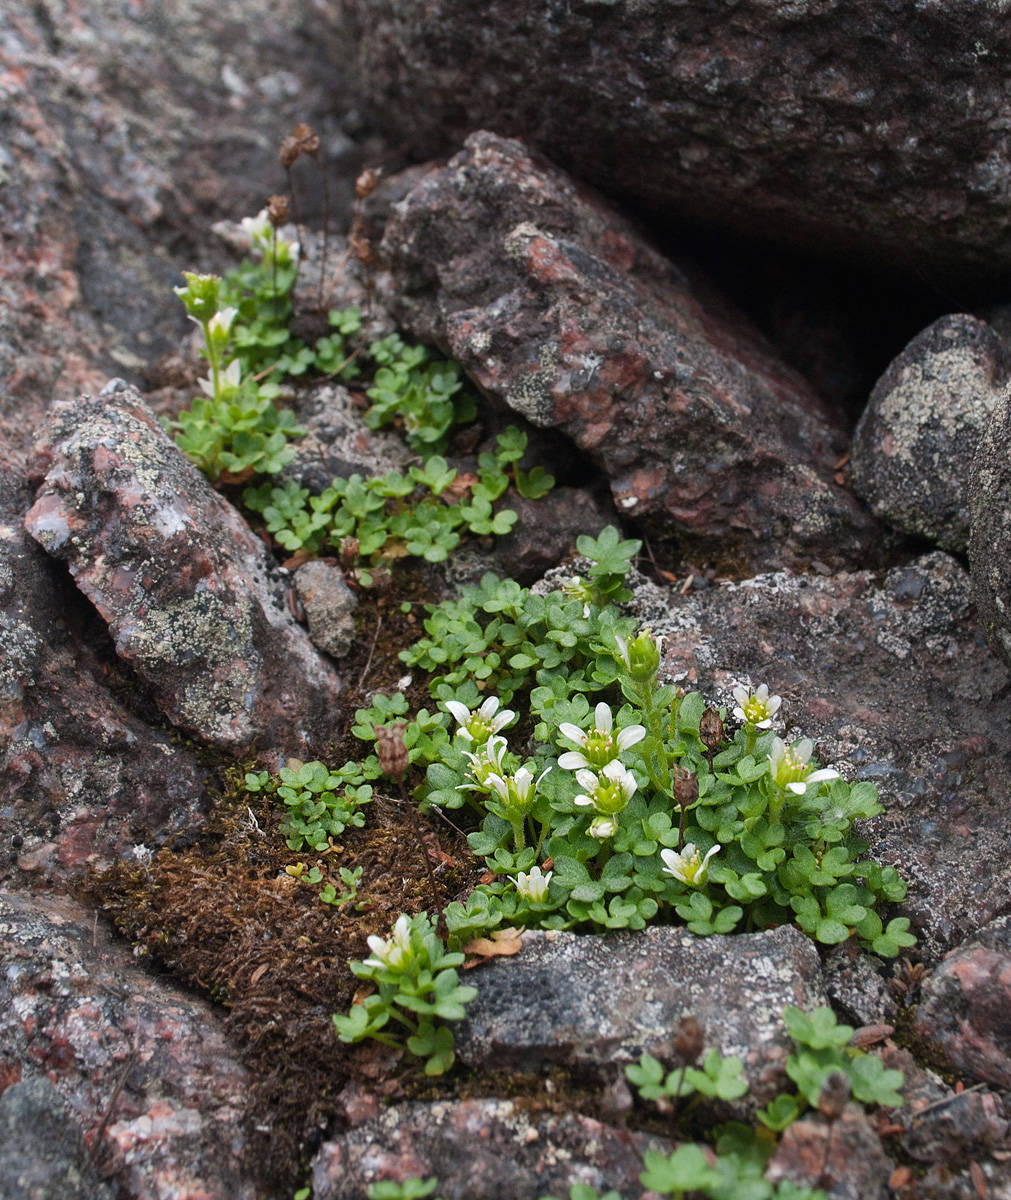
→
(765, 1106, 893, 1199)
(294, 560, 358, 659)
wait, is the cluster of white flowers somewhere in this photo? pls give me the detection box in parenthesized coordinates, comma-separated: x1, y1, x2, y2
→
(241, 209, 299, 262)
(364, 913, 413, 971)
(558, 702, 644, 839)
(449, 696, 545, 818)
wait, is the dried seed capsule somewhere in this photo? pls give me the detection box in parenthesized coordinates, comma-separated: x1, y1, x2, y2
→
(266, 194, 290, 227)
(817, 1071, 851, 1122)
(375, 722, 409, 781)
(292, 122, 320, 155)
(672, 764, 699, 807)
(355, 167, 382, 199)
(278, 136, 300, 168)
(674, 1015, 704, 1065)
(699, 706, 725, 752)
(339, 536, 360, 572)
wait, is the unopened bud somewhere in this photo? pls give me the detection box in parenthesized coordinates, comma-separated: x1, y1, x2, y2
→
(355, 167, 382, 199)
(266, 194, 290, 227)
(375, 721, 409, 781)
(340, 536, 360, 572)
(278, 136, 300, 169)
(292, 122, 320, 156)
(699, 706, 725, 752)
(674, 1015, 704, 1065)
(672, 764, 699, 808)
(817, 1072, 851, 1122)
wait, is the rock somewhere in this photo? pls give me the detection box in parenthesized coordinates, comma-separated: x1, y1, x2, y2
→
(764, 1105, 892, 1199)
(454, 924, 827, 1112)
(281, 382, 414, 496)
(851, 315, 1011, 553)
(294, 560, 359, 658)
(0, 436, 207, 886)
(381, 133, 882, 571)
(344, 0, 1011, 280)
(0, 0, 373, 456)
(879, 1044, 1008, 1166)
(0, 890, 266, 1200)
(311, 1098, 667, 1200)
(581, 551, 1011, 964)
(918, 915, 1011, 1090)
(820, 945, 897, 1029)
(485, 487, 613, 586)
(0, 1076, 113, 1200)
(969, 384, 1011, 671)
(24, 380, 342, 752)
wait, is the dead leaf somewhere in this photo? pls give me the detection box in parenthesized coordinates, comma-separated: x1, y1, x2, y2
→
(250, 963, 268, 985)
(971, 1161, 987, 1198)
(889, 1166, 912, 1189)
(463, 928, 523, 963)
(281, 549, 315, 570)
(441, 471, 479, 504)
(849, 1023, 895, 1048)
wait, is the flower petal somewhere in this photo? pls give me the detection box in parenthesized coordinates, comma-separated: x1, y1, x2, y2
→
(558, 722, 587, 747)
(594, 702, 613, 734)
(616, 724, 646, 750)
(558, 750, 592, 771)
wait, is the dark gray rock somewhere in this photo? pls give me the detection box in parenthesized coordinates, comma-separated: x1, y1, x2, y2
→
(382, 132, 882, 571)
(343, 0, 1011, 281)
(765, 1105, 892, 1199)
(600, 551, 1011, 965)
(0, 1076, 112, 1200)
(311, 1098, 668, 1200)
(918, 915, 1011, 1090)
(24, 381, 342, 752)
(0, 890, 266, 1200)
(852, 315, 1011, 553)
(454, 924, 827, 1112)
(0, 435, 207, 886)
(969, 383, 1011, 670)
(820, 944, 897, 1029)
(294, 560, 359, 658)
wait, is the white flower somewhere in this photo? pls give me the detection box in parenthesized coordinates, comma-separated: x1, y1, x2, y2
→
(767, 737, 840, 796)
(732, 682, 782, 730)
(202, 357, 243, 397)
(131, 844, 153, 867)
(485, 764, 548, 817)
(457, 735, 509, 793)
(558, 702, 645, 770)
(588, 815, 618, 839)
(445, 695, 515, 744)
(661, 843, 720, 887)
(364, 914, 413, 971)
(207, 307, 238, 339)
(241, 209, 272, 243)
(516, 865, 552, 903)
(573, 758, 637, 816)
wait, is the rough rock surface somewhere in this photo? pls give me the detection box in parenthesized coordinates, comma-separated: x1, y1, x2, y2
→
(311, 1098, 668, 1200)
(969, 383, 1011, 671)
(0, 890, 266, 1200)
(0, 1076, 114, 1200)
(1, 436, 206, 886)
(852, 315, 1011, 553)
(382, 133, 882, 570)
(293, 560, 358, 658)
(918, 915, 1011, 1090)
(344, 0, 1011, 279)
(0, 0, 376, 456)
(24, 380, 342, 752)
(598, 552, 1011, 964)
(454, 924, 826, 1111)
(765, 1106, 892, 1200)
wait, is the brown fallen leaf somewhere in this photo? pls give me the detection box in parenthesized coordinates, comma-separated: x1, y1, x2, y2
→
(442, 471, 479, 504)
(849, 1023, 895, 1048)
(281, 549, 315, 570)
(971, 1160, 987, 1197)
(463, 928, 523, 964)
(889, 1166, 912, 1189)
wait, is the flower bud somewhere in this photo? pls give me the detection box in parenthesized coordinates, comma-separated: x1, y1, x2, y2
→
(817, 1071, 851, 1122)
(267, 193, 290, 227)
(699, 706, 725, 752)
(616, 629, 662, 682)
(375, 722, 409, 781)
(672, 764, 699, 808)
(674, 1015, 704, 1065)
(174, 272, 221, 324)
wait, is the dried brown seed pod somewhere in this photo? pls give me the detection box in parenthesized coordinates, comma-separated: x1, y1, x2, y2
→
(266, 194, 290, 227)
(278, 136, 300, 169)
(339, 536, 360, 572)
(292, 122, 320, 155)
(699, 706, 725, 752)
(355, 167, 382, 199)
(673, 1014, 704, 1065)
(672, 764, 699, 807)
(817, 1071, 851, 1122)
(375, 721, 409, 781)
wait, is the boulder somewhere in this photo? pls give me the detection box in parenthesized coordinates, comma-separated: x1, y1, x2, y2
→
(562, 551, 1011, 965)
(918, 915, 1011, 1090)
(343, 0, 1011, 280)
(765, 1105, 892, 1200)
(24, 380, 342, 752)
(0, 436, 207, 885)
(311, 1098, 667, 1200)
(852, 315, 1011, 553)
(0, 890, 267, 1200)
(382, 132, 882, 571)
(454, 924, 827, 1112)
(969, 383, 1011, 670)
